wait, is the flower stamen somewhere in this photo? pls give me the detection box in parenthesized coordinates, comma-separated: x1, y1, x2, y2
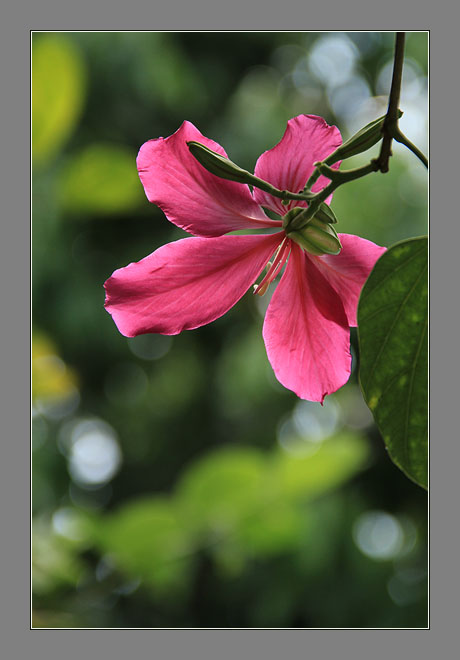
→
(253, 236, 290, 296)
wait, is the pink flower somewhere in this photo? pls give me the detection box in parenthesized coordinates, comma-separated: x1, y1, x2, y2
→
(104, 115, 386, 403)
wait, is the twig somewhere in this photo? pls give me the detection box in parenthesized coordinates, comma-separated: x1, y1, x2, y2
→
(393, 128, 428, 168)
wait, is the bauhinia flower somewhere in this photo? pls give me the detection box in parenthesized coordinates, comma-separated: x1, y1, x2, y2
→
(104, 115, 386, 403)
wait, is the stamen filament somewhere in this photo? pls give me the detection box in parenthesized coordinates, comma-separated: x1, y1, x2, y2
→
(253, 236, 290, 296)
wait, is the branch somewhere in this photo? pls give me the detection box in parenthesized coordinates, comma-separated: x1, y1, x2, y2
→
(377, 32, 406, 173)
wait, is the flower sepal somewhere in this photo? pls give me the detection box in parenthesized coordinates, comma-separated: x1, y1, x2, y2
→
(287, 217, 342, 256)
(282, 203, 338, 234)
(314, 202, 338, 224)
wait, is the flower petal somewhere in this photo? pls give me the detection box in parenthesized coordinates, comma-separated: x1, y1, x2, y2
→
(137, 121, 280, 237)
(253, 114, 342, 215)
(312, 234, 387, 326)
(104, 233, 283, 337)
(263, 243, 351, 403)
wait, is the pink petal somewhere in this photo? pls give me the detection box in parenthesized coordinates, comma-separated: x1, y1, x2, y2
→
(253, 115, 342, 215)
(312, 234, 387, 326)
(137, 121, 280, 237)
(104, 233, 283, 337)
(263, 242, 351, 403)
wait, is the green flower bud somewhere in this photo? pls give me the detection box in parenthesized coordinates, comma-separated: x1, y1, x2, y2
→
(287, 217, 342, 256)
(324, 110, 403, 164)
(187, 141, 255, 185)
(187, 141, 286, 199)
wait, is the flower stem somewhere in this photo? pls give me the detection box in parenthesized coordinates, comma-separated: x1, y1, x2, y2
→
(247, 177, 315, 203)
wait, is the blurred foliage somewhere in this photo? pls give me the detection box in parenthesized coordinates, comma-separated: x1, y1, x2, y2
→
(32, 35, 87, 167)
(32, 31, 428, 628)
(33, 520, 87, 595)
(32, 332, 78, 402)
(58, 143, 145, 216)
(82, 436, 369, 596)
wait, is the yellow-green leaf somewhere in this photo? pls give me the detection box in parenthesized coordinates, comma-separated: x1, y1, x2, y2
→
(32, 34, 86, 166)
(58, 143, 144, 216)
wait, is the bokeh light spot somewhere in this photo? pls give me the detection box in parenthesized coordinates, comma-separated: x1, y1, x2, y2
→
(353, 511, 404, 561)
(387, 567, 427, 606)
(52, 507, 86, 542)
(64, 418, 122, 488)
(292, 397, 339, 440)
(308, 34, 358, 88)
(127, 334, 173, 361)
(327, 75, 371, 121)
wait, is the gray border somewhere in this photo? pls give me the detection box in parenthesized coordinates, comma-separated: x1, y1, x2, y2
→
(3, 0, 457, 656)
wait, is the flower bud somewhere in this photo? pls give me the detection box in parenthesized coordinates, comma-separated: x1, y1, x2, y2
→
(187, 141, 286, 199)
(324, 111, 403, 164)
(287, 217, 342, 256)
(187, 141, 255, 185)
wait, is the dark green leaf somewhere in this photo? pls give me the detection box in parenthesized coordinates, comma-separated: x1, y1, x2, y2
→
(358, 237, 428, 488)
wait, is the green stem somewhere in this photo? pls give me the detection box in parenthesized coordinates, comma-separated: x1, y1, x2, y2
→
(289, 161, 380, 228)
(304, 166, 321, 192)
(393, 128, 428, 168)
(249, 177, 315, 203)
(276, 189, 315, 202)
(250, 159, 380, 228)
(316, 161, 379, 184)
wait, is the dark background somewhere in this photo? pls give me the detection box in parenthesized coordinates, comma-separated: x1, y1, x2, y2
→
(32, 31, 428, 628)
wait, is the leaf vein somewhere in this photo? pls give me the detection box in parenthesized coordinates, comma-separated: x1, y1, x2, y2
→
(359, 244, 426, 304)
(403, 312, 428, 472)
(364, 263, 427, 395)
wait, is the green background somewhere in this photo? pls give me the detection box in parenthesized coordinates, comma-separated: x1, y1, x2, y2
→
(32, 31, 428, 628)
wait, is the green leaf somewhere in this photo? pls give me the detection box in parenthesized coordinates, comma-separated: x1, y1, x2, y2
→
(32, 522, 86, 595)
(32, 35, 86, 166)
(58, 143, 144, 216)
(175, 447, 267, 536)
(90, 497, 192, 596)
(270, 433, 370, 500)
(358, 237, 428, 488)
